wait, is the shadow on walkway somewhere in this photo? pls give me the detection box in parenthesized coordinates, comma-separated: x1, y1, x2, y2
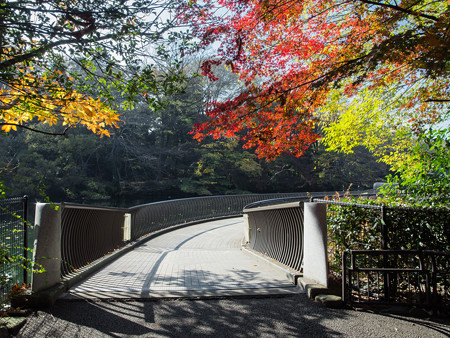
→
(21, 218, 450, 337)
(65, 218, 294, 300)
(19, 294, 450, 337)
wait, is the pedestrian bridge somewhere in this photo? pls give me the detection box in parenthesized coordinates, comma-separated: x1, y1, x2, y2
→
(63, 217, 298, 300)
(27, 192, 365, 305)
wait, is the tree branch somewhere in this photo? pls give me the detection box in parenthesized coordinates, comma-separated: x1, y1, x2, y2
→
(0, 123, 71, 136)
(0, 33, 116, 71)
(357, 0, 440, 22)
(424, 98, 450, 102)
(0, 98, 20, 110)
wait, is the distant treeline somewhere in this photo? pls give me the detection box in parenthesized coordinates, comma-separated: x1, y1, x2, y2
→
(0, 72, 390, 207)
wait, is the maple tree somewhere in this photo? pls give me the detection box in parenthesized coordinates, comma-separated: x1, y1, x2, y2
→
(180, 0, 449, 161)
(0, 0, 187, 136)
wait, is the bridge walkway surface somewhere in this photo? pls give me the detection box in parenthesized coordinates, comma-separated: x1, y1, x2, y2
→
(61, 217, 299, 300)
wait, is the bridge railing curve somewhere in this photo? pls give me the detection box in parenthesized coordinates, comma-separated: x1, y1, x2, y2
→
(58, 193, 314, 279)
(128, 193, 314, 241)
(60, 203, 128, 277)
(32, 190, 375, 292)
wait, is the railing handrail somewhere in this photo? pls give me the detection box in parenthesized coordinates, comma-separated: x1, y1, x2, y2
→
(128, 192, 318, 211)
(244, 190, 376, 210)
(60, 192, 323, 213)
(59, 189, 379, 213)
(244, 201, 303, 212)
(62, 202, 129, 212)
(311, 195, 449, 212)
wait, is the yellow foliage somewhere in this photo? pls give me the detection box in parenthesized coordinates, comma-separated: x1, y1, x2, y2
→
(0, 71, 120, 136)
(317, 84, 416, 171)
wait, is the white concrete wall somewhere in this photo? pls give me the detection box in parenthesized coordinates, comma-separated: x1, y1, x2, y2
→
(303, 203, 328, 287)
(32, 203, 62, 292)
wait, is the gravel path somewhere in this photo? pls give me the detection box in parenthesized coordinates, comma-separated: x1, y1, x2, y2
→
(18, 295, 450, 337)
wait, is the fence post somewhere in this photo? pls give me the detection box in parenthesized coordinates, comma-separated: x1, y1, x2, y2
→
(32, 203, 62, 292)
(380, 205, 388, 249)
(342, 251, 347, 303)
(380, 205, 390, 301)
(22, 195, 28, 283)
(303, 202, 328, 287)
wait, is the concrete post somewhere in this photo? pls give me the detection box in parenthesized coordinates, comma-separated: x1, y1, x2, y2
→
(243, 213, 250, 243)
(303, 202, 328, 287)
(31, 203, 62, 292)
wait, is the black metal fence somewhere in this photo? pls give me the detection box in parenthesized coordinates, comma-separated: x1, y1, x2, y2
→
(343, 250, 449, 313)
(0, 196, 28, 304)
(313, 197, 449, 312)
(239, 191, 375, 272)
(314, 198, 450, 252)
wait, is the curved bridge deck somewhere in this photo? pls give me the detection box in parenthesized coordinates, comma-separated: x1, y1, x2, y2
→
(62, 217, 299, 300)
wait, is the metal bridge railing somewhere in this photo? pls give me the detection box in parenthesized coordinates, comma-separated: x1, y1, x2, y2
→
(60, 203, 128, 276)
(241, 190, 376, 273)
(128, 193, 313, 241)
(244, 201, 305, 272)
(32, 190, 377, 284)
(60, 193, 316, 278)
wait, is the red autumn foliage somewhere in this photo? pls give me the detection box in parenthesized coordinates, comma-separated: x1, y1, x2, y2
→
(179, 0, 449, 160)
